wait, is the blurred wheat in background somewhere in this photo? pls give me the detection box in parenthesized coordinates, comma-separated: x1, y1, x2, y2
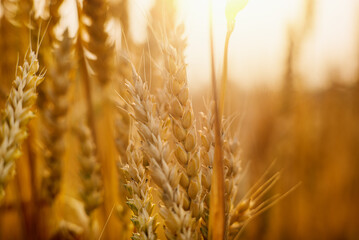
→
(0, 0, 359, 239)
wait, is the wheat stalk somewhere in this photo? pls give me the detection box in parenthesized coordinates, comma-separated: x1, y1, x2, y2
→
(0, 49, 44, 201)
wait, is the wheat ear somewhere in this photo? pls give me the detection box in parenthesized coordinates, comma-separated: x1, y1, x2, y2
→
(47, 0, 64, 43)
(41, 30, 73, 203)
(125, 66, 197, 239)
(0, 49, 44, 201)
(80, 0, 113, 85)
(74, 121, 103, 216)
(199, 106, 215, 239)
(199, 103, 239, 239)
(164, 44, 202, 222)
(120, 139, 158, 240)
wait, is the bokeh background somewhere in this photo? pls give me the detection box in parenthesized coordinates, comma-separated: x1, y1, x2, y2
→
(124, 0, 359, 238)
(183, 0, 359, 239)
(1, 0, 359, 239)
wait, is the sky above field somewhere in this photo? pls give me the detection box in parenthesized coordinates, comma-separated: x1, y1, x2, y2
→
(58, 0, 359, 90)
(176, 0, 359, 90)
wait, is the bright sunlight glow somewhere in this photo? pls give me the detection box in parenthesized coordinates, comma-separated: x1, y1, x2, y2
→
(62, 0, 359, 90)
(178, 0, 359, 90)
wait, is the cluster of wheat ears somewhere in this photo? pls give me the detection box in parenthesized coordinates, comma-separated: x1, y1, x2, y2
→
(0, 0, 296, 239)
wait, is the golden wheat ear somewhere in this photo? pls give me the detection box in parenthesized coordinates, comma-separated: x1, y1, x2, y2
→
(119, 138, 159, 240)
(41, 29, 74, 204)
(124, 64, 197, 239)
(0, 48, 45, 202)
(162, 35, 203, 223)
(78, 0, 113, 86)
(73, 120, 103, 217)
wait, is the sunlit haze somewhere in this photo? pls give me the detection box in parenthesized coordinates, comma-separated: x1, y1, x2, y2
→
(179, 0, 359, 90)
(61, 0, 359, 90)
(1, 1, 359, 239)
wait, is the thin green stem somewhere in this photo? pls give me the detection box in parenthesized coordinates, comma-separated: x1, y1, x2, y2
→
(220, 22, 234, 117)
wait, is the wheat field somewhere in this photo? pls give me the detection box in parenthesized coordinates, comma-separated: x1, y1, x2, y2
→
(0, 0, 358, 239)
